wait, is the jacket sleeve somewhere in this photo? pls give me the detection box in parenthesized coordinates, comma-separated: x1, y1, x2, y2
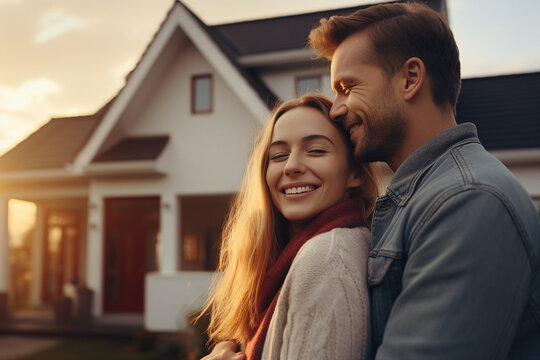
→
(264, 228, 371, 360)
(375, 188, 531, 360)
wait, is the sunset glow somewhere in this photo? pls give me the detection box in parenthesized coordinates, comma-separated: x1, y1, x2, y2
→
(8, 199, 36, 248)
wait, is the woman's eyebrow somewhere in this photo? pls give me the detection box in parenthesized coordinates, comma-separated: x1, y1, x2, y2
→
(269, 140, 287, 147)
(269, 134, 335, 147)
(302, 134, 335, 145)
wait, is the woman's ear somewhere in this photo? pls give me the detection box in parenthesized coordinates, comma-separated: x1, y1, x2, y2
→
(346, 170, 363, 189)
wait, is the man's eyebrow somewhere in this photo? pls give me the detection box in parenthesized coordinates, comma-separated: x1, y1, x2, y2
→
(332, 76, 355, 93)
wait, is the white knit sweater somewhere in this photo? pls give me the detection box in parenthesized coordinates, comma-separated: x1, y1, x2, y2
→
(261, 227, 372, 360)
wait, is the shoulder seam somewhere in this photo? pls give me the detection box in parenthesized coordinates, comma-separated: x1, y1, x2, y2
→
(450, 147, 474, 186)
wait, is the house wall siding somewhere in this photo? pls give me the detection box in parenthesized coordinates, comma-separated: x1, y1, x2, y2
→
(260, 63, 332, 100)
(506, 165, 540, 196)
(124, 39, 260, 194)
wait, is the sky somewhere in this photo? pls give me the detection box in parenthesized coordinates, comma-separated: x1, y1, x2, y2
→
(0, 0, 539, 158)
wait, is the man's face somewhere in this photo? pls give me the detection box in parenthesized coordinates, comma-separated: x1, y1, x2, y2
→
(330, 31, 407, 165)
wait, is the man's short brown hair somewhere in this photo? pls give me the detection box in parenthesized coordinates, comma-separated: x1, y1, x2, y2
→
(309, 2, 461, 114)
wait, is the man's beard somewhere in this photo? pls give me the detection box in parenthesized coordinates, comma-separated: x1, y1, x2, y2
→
(352, 101, 406, 165)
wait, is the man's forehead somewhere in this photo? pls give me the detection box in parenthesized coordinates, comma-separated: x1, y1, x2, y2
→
(331, 37, 374, 86)
(331, 31, 374, 74)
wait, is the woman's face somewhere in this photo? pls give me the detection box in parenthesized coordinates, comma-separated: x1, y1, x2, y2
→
(266, 106, 360, 234)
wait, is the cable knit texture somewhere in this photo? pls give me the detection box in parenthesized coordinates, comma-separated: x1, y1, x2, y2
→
(261, 227, 372, 359)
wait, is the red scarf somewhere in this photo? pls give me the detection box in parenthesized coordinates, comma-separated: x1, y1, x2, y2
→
(245, 198, 367, 359)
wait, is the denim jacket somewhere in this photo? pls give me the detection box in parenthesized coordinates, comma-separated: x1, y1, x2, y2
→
(369, 123, 540, 359)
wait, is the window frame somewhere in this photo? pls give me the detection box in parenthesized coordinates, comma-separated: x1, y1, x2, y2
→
(295, 74, 322, 97)
(191, 74, 213, 114)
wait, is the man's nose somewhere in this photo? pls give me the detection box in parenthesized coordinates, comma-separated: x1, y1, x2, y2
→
(329, 97, 347, 122)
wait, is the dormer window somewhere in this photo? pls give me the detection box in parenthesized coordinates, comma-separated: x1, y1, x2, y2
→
(191, 74, 213, 114)
(296, 75, 321, 97)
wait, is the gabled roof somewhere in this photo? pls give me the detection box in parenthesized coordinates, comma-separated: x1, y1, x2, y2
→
(71, 1, 276, 173)
(457, 71, 540, 150)
(0, 104, 107, 172)
(179, 2, 278, 109)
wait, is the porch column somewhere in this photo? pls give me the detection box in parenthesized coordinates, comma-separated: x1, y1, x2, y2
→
(0, 196, 9, 320)
(30, 204, 44, 307)
(159, 193, 179, 273)
(86, 194, 103, 316)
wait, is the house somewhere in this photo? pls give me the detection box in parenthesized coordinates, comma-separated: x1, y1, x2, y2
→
(1, 0, 537, 333)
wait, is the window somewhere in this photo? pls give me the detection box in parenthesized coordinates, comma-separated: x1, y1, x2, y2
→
(179, 194, 234, 271)
(191, 74, 213, 113)
(296, 75, 321, 96)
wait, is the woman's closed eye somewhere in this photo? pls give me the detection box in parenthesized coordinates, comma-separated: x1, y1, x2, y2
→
(307, 148, 328, 155)
(269, 152, 289, 161)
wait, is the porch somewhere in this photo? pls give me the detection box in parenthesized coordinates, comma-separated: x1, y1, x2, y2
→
(0, 307, 144, 338)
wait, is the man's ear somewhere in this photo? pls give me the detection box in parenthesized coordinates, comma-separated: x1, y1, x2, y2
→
(400, 57, 425, 101)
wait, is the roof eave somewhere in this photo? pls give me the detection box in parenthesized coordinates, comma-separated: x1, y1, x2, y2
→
(490, 148, 540, 166)
(0, 168, 86, 183)
(85, 160, 165, 177)
(237, 48, 319, 67)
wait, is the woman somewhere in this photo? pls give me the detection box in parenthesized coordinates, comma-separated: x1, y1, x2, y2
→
(200, 94, 385, 360)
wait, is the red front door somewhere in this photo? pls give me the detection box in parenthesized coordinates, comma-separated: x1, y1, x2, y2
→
(104, 197, 159, 313)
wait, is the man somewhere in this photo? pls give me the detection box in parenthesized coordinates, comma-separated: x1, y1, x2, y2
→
(308, 2, 540, 359)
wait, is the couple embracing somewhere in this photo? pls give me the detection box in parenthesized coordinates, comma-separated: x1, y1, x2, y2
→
(200, 3, 540, 359)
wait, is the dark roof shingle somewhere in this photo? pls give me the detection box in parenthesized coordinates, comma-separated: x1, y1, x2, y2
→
(0, 111, 104, 172)
(211, 5, 375, 56)
(457, 71, 540, 150)
(209, 0, 446, 56)
(93, 136, 169, 162)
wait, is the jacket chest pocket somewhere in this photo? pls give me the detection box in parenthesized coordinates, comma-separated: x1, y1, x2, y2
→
(367, 251, 406, 349)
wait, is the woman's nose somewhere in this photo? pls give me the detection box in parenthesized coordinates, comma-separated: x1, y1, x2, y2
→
(283, 152, 305, 176)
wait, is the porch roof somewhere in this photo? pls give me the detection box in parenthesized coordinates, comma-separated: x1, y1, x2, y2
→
(92, 136, 169, 162)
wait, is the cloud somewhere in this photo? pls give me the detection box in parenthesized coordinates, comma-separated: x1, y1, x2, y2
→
(0, 78, 60, 111)
(0, 78, 61, 154)
(36, 8, 85, 43)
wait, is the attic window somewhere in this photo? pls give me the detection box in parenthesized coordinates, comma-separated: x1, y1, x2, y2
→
(296, 75, 321, 96)
(191, 74, 213, 114)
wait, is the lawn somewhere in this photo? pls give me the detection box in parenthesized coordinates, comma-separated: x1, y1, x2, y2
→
(13, 337, 196, 360)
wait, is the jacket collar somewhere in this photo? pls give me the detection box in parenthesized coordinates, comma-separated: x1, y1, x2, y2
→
(386, 123, 480, 206)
